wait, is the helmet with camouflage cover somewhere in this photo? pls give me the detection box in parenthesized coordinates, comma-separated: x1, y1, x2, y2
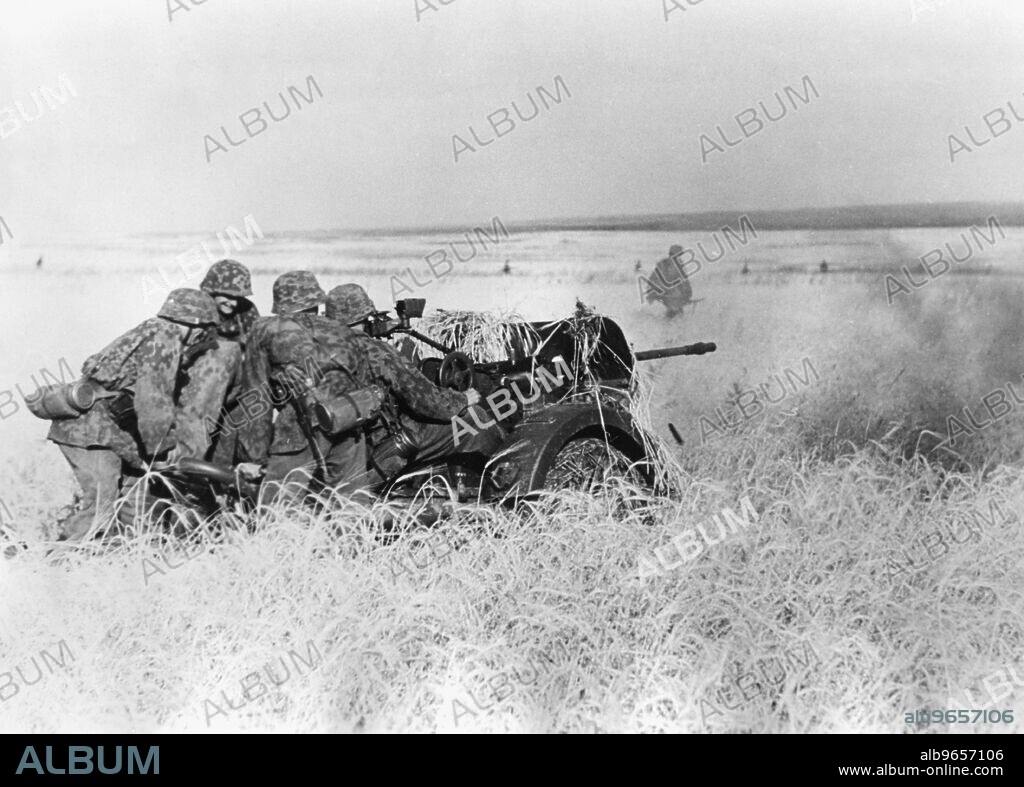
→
(272, 271, 326, 315)
(157, 288, 219, 326)
(326, 284, 377, 325)
(200, 259, 253, 298)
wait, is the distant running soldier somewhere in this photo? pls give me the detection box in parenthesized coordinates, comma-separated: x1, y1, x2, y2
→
(646, 244, 695, 318)
(176, 259, 260, 465)
(325, 284, 488, 491)
(47, 288, 220, 543)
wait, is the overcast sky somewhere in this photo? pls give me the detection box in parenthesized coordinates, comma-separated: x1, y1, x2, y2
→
(1, 0, 1022, 239)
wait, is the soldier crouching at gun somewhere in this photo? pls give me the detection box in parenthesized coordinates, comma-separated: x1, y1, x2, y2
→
(32, 289, 222, 545)
(174, 260, 260, 467)
(233, 272, 467, 505)
(323, 284, 501, 494)
(235, 271, 342, 505)
(236, 273, 489, 506)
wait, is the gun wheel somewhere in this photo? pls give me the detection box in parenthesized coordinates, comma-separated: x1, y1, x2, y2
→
(544, 437, 645, 492)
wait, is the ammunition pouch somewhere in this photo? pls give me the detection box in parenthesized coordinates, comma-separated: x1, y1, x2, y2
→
(311, 385, 385, 438)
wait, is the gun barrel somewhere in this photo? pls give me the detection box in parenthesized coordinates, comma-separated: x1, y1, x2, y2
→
(634, 342, 717, 362)
(404, 328, 455, 356)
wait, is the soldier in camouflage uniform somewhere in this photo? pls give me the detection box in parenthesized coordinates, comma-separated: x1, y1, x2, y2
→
(646, 244, 694, 318)
(47, 288, 220, 543)
(324, 284, 488, 491)
(238, 272, 388, 504)
(175, 260, 260, 465)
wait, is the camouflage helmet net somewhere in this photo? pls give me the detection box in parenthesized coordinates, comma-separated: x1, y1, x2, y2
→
(326, 284, 376, 325)
(157, 288, 220, 326)
(272, 270, 326, 315)
(200, 259, 253, 297)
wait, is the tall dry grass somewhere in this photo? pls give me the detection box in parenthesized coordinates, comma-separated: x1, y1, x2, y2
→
(2, 408, 1022, 733)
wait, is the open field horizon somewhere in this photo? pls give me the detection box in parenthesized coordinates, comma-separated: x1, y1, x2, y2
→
(8, 200, 1024, 244)
(3, 224, 1024, 454)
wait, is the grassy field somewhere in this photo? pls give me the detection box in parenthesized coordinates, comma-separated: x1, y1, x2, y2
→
(2, 228, 1024, 732)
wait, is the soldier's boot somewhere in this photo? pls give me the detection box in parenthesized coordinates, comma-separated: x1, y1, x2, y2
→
(56, 444, 123, 543)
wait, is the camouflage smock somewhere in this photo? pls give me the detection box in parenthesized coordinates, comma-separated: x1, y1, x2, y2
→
(350, 333, 467, 421)
(47, 317, 199, 464)
(175, 300, 260, 459)
(649, 253, 693, 305)
(240, 314, 370, 460)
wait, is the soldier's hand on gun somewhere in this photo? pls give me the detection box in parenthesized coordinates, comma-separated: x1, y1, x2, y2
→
(151, 447, 184, 471)
(236, 463, 265, 481)
(464, 388, 482, 407)
(164, 446, 186, 467)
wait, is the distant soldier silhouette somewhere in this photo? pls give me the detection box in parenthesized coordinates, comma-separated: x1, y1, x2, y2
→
(646, 244, 697, 318)
(502, 259, 511, 275)
(36, 257, 43, 268)
(634, 260, 642, 272)
(819, 260, 828, 273)
(741, 262, 750, 275)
